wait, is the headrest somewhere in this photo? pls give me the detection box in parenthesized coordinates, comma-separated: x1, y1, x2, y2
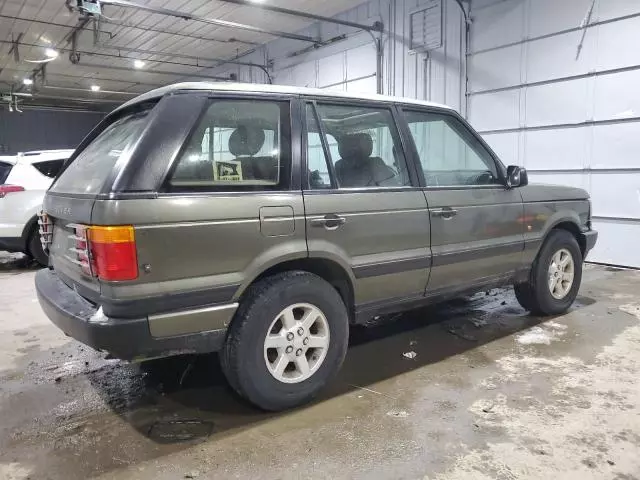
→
(338, 133, 373, 160)
(228, 126, 265, 157)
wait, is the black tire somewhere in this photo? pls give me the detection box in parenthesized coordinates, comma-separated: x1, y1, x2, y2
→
(513, 282, 539, 314)
(28, 227, 48, 266)
(220, 271, 349, 411)
(515, 229, 583, 316)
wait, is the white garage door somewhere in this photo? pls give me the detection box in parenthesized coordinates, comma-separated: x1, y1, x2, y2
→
(468, 0, 640, 268)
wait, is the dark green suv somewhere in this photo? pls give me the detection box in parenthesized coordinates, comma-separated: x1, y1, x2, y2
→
(35, 83, 597, 410)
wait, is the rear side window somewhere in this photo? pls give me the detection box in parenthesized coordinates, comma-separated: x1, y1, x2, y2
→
(51, 112, 149, 195)
(32, 159, 66, 178)
(0, 162, 12, 184)
(167, 99, 291, 191)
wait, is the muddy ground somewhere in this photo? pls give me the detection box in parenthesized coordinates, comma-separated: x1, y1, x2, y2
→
(0, 252, 639, 479)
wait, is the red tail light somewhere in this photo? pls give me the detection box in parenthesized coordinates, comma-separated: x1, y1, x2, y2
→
(87, 226, 138, 281)
(0, 185, 25, 198)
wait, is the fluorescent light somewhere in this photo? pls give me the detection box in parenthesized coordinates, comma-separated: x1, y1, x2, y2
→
(90, 85, 101, 92)
(133, 59, 145, 69)
(23, 78, 33, 86)
(44, 48, 58, 58)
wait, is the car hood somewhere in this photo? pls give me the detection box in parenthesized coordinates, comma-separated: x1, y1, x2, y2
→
(520, 183, 589, 203)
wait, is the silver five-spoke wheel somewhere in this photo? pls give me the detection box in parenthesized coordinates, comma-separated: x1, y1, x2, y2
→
(548, 248, 575, 300)
(264, 303, 330, 384)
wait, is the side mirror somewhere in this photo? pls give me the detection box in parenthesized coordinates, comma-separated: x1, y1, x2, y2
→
(506, 165, 528, 188)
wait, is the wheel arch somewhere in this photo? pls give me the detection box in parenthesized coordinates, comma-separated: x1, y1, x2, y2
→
(549, 219, 586, 257)
(242, 257, 356, 321)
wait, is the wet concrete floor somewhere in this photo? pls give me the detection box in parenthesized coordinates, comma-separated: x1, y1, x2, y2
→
(1, 252, 639, 479)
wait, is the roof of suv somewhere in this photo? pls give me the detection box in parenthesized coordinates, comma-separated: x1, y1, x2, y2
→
(116, 82, 454, 114)
(1, 149, 75, 165)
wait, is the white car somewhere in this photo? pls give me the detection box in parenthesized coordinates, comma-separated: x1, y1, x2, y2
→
(0, 149, 74, 265)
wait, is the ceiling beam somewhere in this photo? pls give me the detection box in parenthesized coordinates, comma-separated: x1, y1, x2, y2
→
(215, 0, 384, 32)
(91, 0, 319, 43)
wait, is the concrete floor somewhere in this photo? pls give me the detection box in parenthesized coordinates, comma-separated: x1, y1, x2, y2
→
(1, 252, 639, 480)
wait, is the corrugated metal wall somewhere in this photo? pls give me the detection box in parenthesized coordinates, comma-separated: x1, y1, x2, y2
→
(213, 0, 466, 112)
(468, 0, 640, 268)
(0, 108, 104, 154)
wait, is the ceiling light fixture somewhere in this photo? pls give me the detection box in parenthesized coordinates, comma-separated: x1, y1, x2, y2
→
(44, 48, 59, 58)
(133, 59, 145, 69)
(91, 85, 101, 92)
(23, 78, 33, 86)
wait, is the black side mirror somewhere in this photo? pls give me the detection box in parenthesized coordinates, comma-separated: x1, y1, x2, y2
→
(506, 165, 528, 188)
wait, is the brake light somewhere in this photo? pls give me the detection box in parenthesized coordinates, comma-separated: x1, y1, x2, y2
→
(87, 226, 138, 281)
(0, 185, 25, 198)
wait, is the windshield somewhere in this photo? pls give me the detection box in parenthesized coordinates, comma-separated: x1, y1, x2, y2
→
(50, 111, 149, 195)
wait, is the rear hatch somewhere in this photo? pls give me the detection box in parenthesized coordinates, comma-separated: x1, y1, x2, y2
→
(44, 111, 150, 299)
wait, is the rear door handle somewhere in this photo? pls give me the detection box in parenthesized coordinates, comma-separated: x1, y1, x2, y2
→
(431, 208, 458, 219)
(311, 214, 346, 230)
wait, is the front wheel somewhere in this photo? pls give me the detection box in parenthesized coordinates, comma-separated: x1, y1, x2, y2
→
(514, 229, 583, 316)
(220, 271, 349, 411)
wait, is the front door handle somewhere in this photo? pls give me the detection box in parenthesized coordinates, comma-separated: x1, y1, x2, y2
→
(311, 214, 346, 230)
(431, 207, 458, 219)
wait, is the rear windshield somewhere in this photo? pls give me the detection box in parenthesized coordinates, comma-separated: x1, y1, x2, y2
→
(0, 162, 12, 184)
(50, 111, 149, 195)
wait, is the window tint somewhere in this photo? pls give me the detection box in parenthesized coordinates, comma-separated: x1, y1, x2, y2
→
(404, 110, 500, 187)
(51, 111, 149, 194)
(310, 103, 411, 189)
(32, 159, 66, 178)
(169, 100, 290, 191)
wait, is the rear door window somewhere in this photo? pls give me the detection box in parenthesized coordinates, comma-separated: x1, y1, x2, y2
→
(50, 111, 149, 195)
(167, 99, 291, 191)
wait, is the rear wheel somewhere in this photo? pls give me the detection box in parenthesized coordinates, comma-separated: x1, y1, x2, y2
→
(220, 271, 349, 411)
(28, 227, 48, 266)
(514, 229, 582, 316)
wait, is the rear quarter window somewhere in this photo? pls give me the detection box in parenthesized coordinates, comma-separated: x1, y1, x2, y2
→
(50, 111, 149, 195)
(32, 159, 66, 178)
(0, 162, 12, 184)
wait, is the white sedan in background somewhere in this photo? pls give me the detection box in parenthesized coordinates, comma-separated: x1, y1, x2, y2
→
(0, 149, 74, 265)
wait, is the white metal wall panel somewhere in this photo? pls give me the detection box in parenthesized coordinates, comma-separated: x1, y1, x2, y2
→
(470, 0, 640, 267)
(593, 70, 640, 120)
(471, 1, 526, 52)
(483, 132, 520, 164)
(591, 221, 640, 266)
(469, 90, 520, 131)
(596, 17, 640, 70)
(527, 0, 594, 37)
(470, 45, 523, 91)
(524, 79, 591, 127)
(318, 53, 345, 87)
(591, 174, 640, 220)
(523, 128, 590, 171)
(526, 32, 596, 82)
(591, 124, 640, 169)
(596, 0, 640, 21)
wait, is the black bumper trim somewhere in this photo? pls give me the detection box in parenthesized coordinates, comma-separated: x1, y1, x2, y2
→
(35, 269, 226, 361)
(581, 230, 598, 256)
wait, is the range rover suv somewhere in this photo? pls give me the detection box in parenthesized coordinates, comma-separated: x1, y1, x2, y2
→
(35, 83, 597, 411)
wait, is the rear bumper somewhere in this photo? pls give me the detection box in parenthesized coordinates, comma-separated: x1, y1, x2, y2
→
(35, 269, 228, 361)
(581, 230, 598, 257)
